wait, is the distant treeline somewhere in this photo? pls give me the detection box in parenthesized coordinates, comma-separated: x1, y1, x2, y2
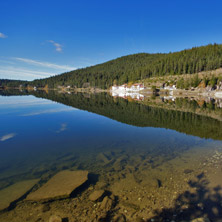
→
(0, 79, 28, 88)
(1, 90, 222, 140)
(1, 44, 222, 89)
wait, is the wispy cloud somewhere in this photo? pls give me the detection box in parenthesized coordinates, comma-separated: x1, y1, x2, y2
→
(56, 123, 67, 133)
(0, 57, 76, 80)
(0, 32, 7, 38)
(48, 40, 62, 52)
(0, 67, 55, 79)
(14, 57, 76, 70)
(21, 107, 74, 116)
(0, 133, 16, 142)
(0, 96, 52, 106)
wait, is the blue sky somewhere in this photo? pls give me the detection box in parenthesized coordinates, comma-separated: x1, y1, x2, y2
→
(0, 0, 222, 80)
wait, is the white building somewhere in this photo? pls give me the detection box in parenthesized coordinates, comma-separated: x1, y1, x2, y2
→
(111, 83, 145, 92)
(164, 84, 176, 91)
(111, 83, 145, 101)
(111, 85, 119, 91)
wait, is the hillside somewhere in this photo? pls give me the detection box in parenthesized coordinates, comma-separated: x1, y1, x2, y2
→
(1, 43, 222, 89)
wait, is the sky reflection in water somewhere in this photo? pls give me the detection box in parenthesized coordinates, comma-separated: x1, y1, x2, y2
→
(0, 94, 221, 188)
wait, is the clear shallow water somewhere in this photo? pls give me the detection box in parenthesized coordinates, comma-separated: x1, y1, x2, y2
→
(0, 93, 222, 188)
(1, 92, 222, 221)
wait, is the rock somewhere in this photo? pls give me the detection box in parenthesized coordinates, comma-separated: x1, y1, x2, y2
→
(95, 181, 107, 189)
(97, 153, 111, 164)
(89, 190, 105, 201)
(100, 196, 113, 211)
(42, 203, 50, 212)
(112, 157, 127, 171)
(49, 215, 62, 222)
(113, 214, 126, 222)
(97, 213, 108, 222)
(191, 218, 210, 222)
(184, 169, 193, 174)
(26, 170, 88, 201)
(35, 218, 44, 222)
(0, 179, 39, 211)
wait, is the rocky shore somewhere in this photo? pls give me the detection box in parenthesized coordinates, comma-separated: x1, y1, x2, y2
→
(0, 145, 222, 222)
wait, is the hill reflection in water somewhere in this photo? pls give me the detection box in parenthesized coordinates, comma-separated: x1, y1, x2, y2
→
(1, 90, 222, 140)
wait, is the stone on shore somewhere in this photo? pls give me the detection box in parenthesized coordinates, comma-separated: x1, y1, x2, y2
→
(89, 190, 105, 201)
(26, 170, 88, 201)
(0, 179, 39, 211)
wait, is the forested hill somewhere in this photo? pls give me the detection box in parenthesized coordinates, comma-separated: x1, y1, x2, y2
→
(1, 43, 222, 89)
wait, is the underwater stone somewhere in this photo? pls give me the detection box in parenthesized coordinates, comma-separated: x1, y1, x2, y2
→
(0, 179, 39, 211)
(49, 215, 62, 222)
(100, 196, 113, 211)
(191, 218, 210, 222)
(113, 214, 126, 222)
(26, 170, 88, 201)
(89, 190, 105, 201)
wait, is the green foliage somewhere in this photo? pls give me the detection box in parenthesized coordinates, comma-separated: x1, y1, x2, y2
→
(151, 85, 157, 91)
(208, 75, 217, 87)
(0, 79, 28, 88)
(191, 74, 200, 88)
(203, 77, 208, 86)
(176, 78, 185, 89)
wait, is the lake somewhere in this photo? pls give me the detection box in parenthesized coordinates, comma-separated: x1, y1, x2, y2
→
(0, 91, 222, 222)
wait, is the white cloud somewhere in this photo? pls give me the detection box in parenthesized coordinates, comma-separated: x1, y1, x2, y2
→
(48, 40, 62, 52)
(56, 123, 67, 133)
(14, 57, 76, 70)
(0, 32, 7, 38)
(0, 133, 16, 142)
(0, 67, 55, 80)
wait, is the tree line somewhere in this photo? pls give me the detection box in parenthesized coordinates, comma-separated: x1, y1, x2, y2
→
(1, 43, 222, 89)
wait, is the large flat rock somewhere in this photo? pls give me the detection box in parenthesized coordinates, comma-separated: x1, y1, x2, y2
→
(0, 179, 39, 211)
(26, 170, 88, 201)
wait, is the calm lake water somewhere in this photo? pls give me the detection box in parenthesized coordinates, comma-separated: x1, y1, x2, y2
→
(1, 91, 222, 221)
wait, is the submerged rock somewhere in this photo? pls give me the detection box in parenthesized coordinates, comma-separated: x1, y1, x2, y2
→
(49, 215, 62, 222)
(26, 170, 88, 201)
(113, 214, 126, 222)
(41, 203, 50, 212)
(191, 218, 210, 222)
(0, 179, 39, 211)
(100, 196, 113, 211)
(89, 190, 105, 201)
(183, 169, 193, 174)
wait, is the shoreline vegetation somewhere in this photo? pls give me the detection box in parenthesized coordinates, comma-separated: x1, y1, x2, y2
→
(1, 67, 222, 99)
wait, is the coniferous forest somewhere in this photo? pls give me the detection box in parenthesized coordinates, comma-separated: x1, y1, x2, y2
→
(1, 44, 222, 89)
